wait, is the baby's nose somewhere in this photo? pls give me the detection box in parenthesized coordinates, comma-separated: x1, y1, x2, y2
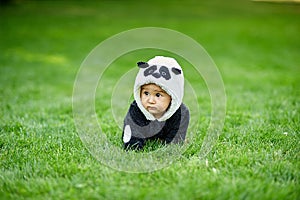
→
(148, 95, 156, 103)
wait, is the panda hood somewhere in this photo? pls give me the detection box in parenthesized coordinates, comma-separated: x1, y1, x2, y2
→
(133, 56, 184, 121)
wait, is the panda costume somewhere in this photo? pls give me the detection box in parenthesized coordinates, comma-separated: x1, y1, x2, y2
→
(122, 56, 190, 150)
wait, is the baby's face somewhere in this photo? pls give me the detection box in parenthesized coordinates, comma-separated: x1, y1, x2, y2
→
(140, 83, 171, 119)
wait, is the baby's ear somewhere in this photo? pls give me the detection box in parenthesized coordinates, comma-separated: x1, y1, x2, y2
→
(137, 61, 149, 68)
(172, 67, 181, 75)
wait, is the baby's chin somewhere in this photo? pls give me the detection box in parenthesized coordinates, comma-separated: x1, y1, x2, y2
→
(148, 110, 166, 119)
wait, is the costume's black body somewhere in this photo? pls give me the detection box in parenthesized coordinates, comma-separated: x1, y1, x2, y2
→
(122, 101, 189, 150)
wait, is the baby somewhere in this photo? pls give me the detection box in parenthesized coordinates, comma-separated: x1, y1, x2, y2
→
(122, 56, 190, 150)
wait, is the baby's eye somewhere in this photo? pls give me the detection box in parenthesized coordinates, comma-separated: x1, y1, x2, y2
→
(144, 91, 149, 95)
(156, 93, 161, 97)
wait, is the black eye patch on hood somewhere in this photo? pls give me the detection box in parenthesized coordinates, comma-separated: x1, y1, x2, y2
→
(144, 65, 157, 77)
(159, 66, 171, 80)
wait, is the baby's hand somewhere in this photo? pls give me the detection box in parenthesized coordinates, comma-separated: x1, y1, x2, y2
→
(123, 125, 131, 143)
(123, 125, 144, 150)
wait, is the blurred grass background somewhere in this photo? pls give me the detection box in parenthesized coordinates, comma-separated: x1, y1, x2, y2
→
(0, 0, 299, 199)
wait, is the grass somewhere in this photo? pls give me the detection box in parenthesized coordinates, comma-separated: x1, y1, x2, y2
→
(0, 0, 299, 199)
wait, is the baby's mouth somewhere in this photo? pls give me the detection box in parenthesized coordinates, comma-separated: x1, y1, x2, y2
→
(147, 106, 156, 111)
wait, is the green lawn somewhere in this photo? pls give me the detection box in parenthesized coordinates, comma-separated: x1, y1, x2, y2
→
(0, 0, 299, 199)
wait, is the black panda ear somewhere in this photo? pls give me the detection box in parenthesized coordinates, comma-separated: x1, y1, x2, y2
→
(137, 62, 149, 68)
(172, 67, 181, 75)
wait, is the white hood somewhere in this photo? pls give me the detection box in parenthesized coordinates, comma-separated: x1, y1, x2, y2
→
(133, 56, 184, 121)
